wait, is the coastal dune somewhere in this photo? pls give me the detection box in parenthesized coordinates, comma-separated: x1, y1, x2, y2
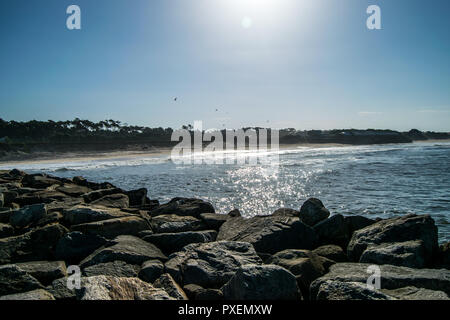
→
(0, 169, 449, 300)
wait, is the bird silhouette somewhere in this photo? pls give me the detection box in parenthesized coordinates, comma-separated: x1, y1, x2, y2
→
(174, 97, 178, 102)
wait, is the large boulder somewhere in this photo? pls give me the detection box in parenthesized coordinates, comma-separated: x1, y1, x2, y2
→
(154, 273, 188, 300)
(82, 188, 124, 203)
(0, 289, 55, 300)
(310, 263, 450, 299)
(217, 215, 317, 254)
(313, 214, 349, 248)
(71, 216, 150, 239)
(150, 214, 206, 233)
(143, 230, 217, 254)
(200, 213, 228, 230)
(344, 215, 376, 235)
(83, 261, 140, 278)
(9, 204, 47, 228)
(381, 286, 449, 300)
(91, 194, 130, 209)
(267, 249, 333, 299)
(80, 235, 167, 268)
(150, 198, 215, 218)
(435, 242, 450, 269)
(76, 276, 173, 300)
(46, 277, 76, 300)
(313, 245, 348, 263)
(359, 240, 427, 268)
(125, 188, 148, 207)
(139, 260, 165, 283)
(0, 264, 43, 296)
(314, 280, 394, 300)
(15, 261, 67, 286)
(21, 174, 61, 189)
(347, 214, 438, 264)
(165, 241, 262, 288)
(299, 198, 330, 227)
(56, 184, 92, 197)
(221, 264, 301, 300)
(63, 205, 131, 225)
(0, 223, 68, 264)
(55, 231, 109, 264)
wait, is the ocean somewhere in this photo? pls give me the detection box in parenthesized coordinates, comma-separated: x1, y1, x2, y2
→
(1, 141, 449, 243)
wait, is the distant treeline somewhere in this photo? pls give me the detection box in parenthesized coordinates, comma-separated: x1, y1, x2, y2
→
(0, 119, 449, 153)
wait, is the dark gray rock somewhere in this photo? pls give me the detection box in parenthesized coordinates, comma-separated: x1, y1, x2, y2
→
(199, 213, 228, 230)
(0, 223, 68, 264)
(15, 261, 67, 286)
(272, 208, 300, 217)
(0, 289, 55, 300)
(80, 235, 167, 268)
(344, 215, 376, 235)
(91, 194, 130, 209)
(310, 263, 450, 298)
(165, 241, 262, 288)
(313, 245, 348, 262)
(360, 240, 427, 268)
(82, 188, 124, 203)
(299, 198, 330, 227)
(9, 204, 47, 228)
(0, 264, 43, 295)
(139, 260, 165, 283)
(150, 198, 215, 218)
(221, 264, 301, 300)
(151, 214, 206, 233)
(347, 214, 438, 264)
(183, 284, 204, 300)
(196, 289, 224, 300)
(71, 215, 150, 239)
(267, 249, 333, 299)
(217, 214, 317, 254)
(314, 280, 394, 300)
(56, 184, 92, 197)
(0, 223, 14, 238)
(83, 261, 140, 278)
(46, 277, 76, 300)
(381, 286, 449, 300)
(55, 231, 109, 264)
(154, 273, 188, 300)
(143, 230, 217, 254)
(313, 214, 349, 248)
(125, 188, 148, 207)
(435, 242, 450, 269)
(63, 205, 131, 225)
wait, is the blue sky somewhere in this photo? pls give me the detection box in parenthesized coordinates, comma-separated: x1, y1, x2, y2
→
(0, 0, 449, 131)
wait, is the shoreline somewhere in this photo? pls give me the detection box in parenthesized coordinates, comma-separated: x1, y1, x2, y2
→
(1, 139, 449, 167)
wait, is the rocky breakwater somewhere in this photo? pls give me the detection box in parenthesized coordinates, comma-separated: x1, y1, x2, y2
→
(0, 169, 449, 300)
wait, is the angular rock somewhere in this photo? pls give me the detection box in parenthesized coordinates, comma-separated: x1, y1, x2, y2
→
(217, 215, 317, 254)
(381, 286, 449, 300)
(82, 188, 124, 203)
(57, 184, 92, 197)
(77, 276, 173, 300)
(313, 214, 349, 248)
(0, 223, 14, 238)
(0, 264, 43, 295)
(80, 235, 167, 268)
(347, 214, 438, 263)
(196, 289, 224, 300)
(91, 194, 130, 209)
(435, 242, 450, 269)
(63, 205, 131, 225)
(165, 241, 262, 288)
(310, 263, 450, 297)
(139, 260, 164, 283)
(46, 277, 76, 300)
(154, 273, 188, 300)
(267, 249, 333, 299)
(299, 198, 330, 227)
(359, 240, 427, 268)
(199, 213, 228, 230)
(183, 284, 205, 300)
(151, 214, 206, 233)
(71, 215, 149, 239)
(151, 197, 215, 218)
(344, 215, 376, 235)
(125, 188, 148, 207)
(15, 261, 67, 286)
(272, 208, 300, 217)
(313, 245, 348, 263)
(221, 264, 301, 300)
(22, 174, 61, 189)
(9, 204, 47, 228)
(55, 231, 109, 264)
(0, 223, 68, 264)
(314, 280, 394, 300)
(0, 289, 55, 300)
(83, 261, 140, 278)
(143, 230, 217, 254)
